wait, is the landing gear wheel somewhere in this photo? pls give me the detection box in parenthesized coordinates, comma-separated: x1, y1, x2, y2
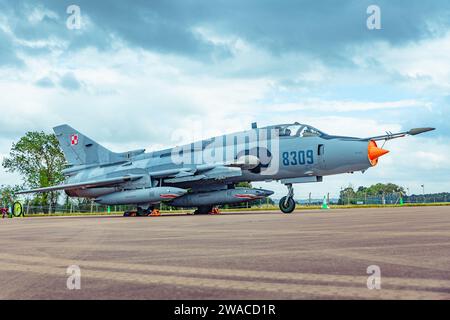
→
(279, 197, 296, 214)
(279, 183, 296, 214)
(135, 206, 155, 217)
(194, 206, 213, 215)
(124, 211, 137, 217)
(144, 206, 155, 216)
(136, 207, 147, 217)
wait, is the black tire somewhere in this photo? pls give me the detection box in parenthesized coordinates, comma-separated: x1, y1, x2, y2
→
(194, 206, 213, 215)
(136, 207, 148, 217)
(279, 197, 295, 214)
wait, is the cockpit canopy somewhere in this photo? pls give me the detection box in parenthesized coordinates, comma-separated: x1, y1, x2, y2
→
(262, 122, 326, 138)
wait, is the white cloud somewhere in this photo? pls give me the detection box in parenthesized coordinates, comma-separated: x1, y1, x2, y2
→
(26, 5, 59, 24)
(265, 99, 430, 113)
(0, 15, 448, 198)
(352, 32, 450, 92)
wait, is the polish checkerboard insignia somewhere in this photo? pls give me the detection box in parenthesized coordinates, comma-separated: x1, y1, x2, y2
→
(71, 134, 79, 145)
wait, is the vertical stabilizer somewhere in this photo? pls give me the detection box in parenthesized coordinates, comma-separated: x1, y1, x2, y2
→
(53, 124, 118, 165)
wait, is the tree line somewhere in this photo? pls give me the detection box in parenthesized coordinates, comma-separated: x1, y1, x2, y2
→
(338, 183, 449, 204)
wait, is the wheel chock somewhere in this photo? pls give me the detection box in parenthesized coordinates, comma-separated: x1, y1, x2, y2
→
(150, 209, 161, 216)
(210, 208, 221, 215)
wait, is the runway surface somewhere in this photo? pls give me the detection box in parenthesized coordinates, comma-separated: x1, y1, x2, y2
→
(0, 206, 449, 300)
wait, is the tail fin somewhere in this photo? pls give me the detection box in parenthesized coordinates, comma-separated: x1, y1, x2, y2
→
(53, 124, 118, 165)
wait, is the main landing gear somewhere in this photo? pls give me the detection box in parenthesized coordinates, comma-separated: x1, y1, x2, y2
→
(193, 206, 221, 215)
(124, 206, 160, 217)
(279, 183, 296, 214)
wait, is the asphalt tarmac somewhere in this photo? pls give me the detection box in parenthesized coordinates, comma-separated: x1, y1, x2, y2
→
(0, 206, 449, 299)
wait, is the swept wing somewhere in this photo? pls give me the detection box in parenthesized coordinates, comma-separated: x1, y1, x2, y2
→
(16, 174, 144, 194)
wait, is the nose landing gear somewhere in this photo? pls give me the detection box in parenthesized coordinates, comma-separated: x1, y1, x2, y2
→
(279, 183, 296, 214)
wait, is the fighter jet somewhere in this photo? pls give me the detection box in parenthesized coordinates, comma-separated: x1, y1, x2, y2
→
(17, 123, 435, 214)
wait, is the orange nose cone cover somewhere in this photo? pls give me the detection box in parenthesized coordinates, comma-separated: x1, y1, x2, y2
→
(368, 140, 389, 165)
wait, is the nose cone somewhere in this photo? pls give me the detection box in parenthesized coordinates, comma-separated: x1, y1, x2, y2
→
(368, 140, 389, 166)
(257, 189, 274, 197)
(160, 187, 188, 199)
(175, 188, 188, 195)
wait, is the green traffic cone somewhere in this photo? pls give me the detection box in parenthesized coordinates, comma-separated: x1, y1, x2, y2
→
(321, 196, 330, 209)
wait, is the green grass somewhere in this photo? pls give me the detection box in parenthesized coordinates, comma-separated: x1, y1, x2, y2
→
(20, 202, 450, 217)
(23, 212, 121, 217)
(330, 202, 450, 209)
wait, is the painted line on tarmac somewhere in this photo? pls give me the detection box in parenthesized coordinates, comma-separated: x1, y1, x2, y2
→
(0, 253, 449, 298)
(1, 261, 448, 299)
(322, 249, 450, 273)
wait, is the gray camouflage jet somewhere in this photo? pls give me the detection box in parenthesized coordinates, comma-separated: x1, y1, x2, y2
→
(18, 123, 435, 214)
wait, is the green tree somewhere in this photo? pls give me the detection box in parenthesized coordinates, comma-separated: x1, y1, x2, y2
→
(236, 181, 252, 188)
(357, 186, 367, 193)
(348, 183, 406, 204)
(0, 185, 21, 207)
(339, 185, 356, 205)
(365, 183, 405, 196)
(2, 131, 66, 211)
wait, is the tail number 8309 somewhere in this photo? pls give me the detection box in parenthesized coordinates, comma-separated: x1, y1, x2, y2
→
(282, 150, 314, 166)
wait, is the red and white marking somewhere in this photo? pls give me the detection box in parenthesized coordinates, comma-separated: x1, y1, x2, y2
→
(234, 194, 264, 200)
(71, 134, 79, 145)
(160, 194, 180, 199)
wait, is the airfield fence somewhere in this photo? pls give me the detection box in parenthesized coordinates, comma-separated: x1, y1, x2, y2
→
(337, 193, 450, 205)
(16, 193, 450, 215)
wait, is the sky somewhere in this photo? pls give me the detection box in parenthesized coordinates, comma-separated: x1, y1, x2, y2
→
(0, 0, 449, 199)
